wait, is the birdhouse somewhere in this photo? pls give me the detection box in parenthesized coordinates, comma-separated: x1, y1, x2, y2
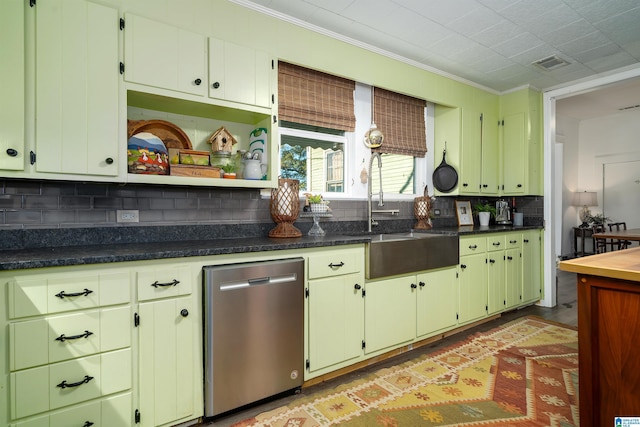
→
(207, 126, 238, 153)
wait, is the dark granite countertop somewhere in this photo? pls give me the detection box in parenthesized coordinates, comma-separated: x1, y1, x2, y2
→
(0, 224, 542, 271)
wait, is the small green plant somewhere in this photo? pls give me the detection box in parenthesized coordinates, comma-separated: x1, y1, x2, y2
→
(308, 194, 323, 204)
(220, 163, 236, 174)
(587, 213, 609, 225)
(473, 202, 496, 218)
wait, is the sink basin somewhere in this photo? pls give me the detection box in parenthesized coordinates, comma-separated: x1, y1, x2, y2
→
(365, 232, 459, 279)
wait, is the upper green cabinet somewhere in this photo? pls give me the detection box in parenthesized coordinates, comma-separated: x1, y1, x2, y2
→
(0, 0, 24, 171)
(34, 0, 120, 177)
(499, 88, 542, 196)
(124, 14, 207, 97)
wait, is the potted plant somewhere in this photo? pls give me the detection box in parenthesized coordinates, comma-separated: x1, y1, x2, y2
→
(308, 194, 329, 213)
(587, 213, 609, 226)
(473, 202, 496, 226)
(220, 163, 236, 179)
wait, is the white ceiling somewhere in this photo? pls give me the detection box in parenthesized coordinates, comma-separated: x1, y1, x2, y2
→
(234, 0, 640, 119)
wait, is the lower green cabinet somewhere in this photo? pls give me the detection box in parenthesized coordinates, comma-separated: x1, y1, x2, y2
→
(522, 230, 543, 303)
(416, 267, 458, 338)
(458, 252, 489, 324)
(364, 275, 417, 354)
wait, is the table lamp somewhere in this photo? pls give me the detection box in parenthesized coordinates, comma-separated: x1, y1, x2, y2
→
(572, 191, 597, 228)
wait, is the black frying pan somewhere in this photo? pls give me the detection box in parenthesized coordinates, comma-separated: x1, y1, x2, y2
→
(432, 147, 458, 193)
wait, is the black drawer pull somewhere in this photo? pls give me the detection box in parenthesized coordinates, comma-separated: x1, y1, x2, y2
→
(524, 239, 529, 243)
(493, 242, 501, 246)
(57, 375, 94, 389)
(212, 81, 220, 89)
(55, 288, 93, 299)
(419, 281, 425, 288)
(510, 240, 517, 244)
(83, 422, 95, 427)
(354, 284, 361, 290)
(469, 244, 477, 249)
(410, 283, 417, 289)
(7, 148, 18, 157)
(180, 309, 189, 317)
(507, 256, 513, 261)
(105, 157, 114, 165)
(489, 259, 495, 264)
(460, 264, 467, 269)
(194, 78, 202, 85)
(55, 330, 94, 342)
(151, 279, 180, 288)
(328, 262, 344, 268)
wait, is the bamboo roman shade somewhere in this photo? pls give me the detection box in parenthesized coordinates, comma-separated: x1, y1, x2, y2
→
(373, 87, 427, 157)
(278, 62, 356, 132)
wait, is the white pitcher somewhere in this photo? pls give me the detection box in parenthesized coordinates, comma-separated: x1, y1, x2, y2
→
(243, 159, 267, 180)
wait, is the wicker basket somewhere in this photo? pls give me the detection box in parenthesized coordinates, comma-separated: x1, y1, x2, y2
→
(414, 196, 432, 230)
(269, 178, 302, 238)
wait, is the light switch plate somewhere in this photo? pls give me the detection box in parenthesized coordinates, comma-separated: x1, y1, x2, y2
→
(117, 210, 139, 223)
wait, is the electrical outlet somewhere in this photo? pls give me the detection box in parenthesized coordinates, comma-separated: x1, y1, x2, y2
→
(117, 210, 139, 223)
(433, 209, 441, 216)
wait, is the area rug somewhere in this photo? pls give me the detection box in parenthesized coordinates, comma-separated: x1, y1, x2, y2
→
(234, 316, 578, 426)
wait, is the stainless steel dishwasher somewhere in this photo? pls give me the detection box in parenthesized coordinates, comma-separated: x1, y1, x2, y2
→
(203, 258, 304, 417)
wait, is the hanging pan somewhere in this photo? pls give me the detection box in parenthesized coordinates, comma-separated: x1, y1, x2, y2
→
(432, 143, 458, 193)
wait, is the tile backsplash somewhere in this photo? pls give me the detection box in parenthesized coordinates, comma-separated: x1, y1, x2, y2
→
(0, 178, 543, 230)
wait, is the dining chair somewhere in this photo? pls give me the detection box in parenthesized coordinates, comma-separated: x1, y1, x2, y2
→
(593, 224, 609, 253)
(608, 222, 632, 250)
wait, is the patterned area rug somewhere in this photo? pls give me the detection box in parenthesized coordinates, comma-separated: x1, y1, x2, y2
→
(234, 316, 579, 426)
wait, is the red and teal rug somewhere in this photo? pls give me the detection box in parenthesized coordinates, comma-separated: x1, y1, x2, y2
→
(234, 316, 578, 426)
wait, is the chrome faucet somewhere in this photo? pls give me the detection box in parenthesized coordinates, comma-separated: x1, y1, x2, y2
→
(367, 153, 399, 232)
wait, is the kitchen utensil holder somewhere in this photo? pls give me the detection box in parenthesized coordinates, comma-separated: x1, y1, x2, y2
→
(269, 178, 302, 238)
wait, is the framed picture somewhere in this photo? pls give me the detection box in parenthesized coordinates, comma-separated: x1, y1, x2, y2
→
(455, 200, 474, 226)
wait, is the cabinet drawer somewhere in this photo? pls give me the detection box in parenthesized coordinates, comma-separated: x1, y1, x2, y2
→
(459, 236, 486, 256)
(308, 247, 363, 279)
(486, 235, 506, 252)
(10, 349, 131, 419)
(11, 392, 132, 427)
(136, 265, 192, 301)
(10, 306, 130, 371)
(8, 271, 130, 319)
(505, 233, 522, 249)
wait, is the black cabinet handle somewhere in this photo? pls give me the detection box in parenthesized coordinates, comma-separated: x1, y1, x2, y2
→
(419, 281, 425, 288)
(6, 148, 18, 157)
(55, 288, 93, 299)
(55, 330, 93, 342)
(469, 244, 477, 249)
(328, 262, 344, 268)
(151, 279, 179, 288)
(354, 284, 361, 290)
(410, 283, 417, 289)
(105, 157, 114, 164)
(493, 242, 501, 246)
(180, 309, 189, 317)
(482, 184, 488, 188)
(517, 184, 523, 188)
(524, 239, 529, 243)
(194, 78, 202, 85)
(489, 259, 495, 263)
(460, 264, 467, 269)
(507, 256, 513, 260)
(463, 183, 468, 187)
(212, 81, 220, 89)
(83, 422, 95, 427)
(57, 375, 94, 389)
(510, 240, 517, 244)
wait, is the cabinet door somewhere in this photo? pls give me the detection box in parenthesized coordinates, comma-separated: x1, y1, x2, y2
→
(138, 296, 194, 427)
(0, 0, 24, 171)
(124, 14, 206, 97)
(522, 231, 542, 303)
(307, 274, 363, 372)
(459, 109, 481, 194)
(416, 267, 457, 338)
(487, 252, 505, 315)
(208, 38, 271, 108)
(481, 110, 499, 194)
(458, 253, 487, 324)
(502, 112, 526, 194)
(505, 248, 522, 308)
(35, 0, 119, 176)
(364, 275, 416, 354)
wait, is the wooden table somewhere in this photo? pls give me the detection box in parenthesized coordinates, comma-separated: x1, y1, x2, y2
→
(591, 227, 640, 242)
(559, 248, 640, 427)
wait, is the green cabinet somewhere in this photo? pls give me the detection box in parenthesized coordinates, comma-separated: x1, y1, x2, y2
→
(416, 267, 458, 338)
(458, 252, 488, 324)
(34, 0, 120, 176)
(499, 88, 542, 195)
(522, 229, 543, 304)
(124, 14, 206, 97)
(0, 0, 24, 171)
(364, 275, 417, 354)
(305, 246, 364, 379)
(486, 234, 506, 315)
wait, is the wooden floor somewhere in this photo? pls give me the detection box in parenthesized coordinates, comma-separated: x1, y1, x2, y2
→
(202, 270, 577, 427)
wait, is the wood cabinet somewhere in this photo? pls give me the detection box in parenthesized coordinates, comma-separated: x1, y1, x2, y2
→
(499, 88, 542, 195)
(0, 0, 25, 171)
(364, 274, 417, 354)
(416, 267, 458, 338)
(124, 14, 206, 97)
(208, 38, 272, 109)
(305, 246, 364, 379)
(34, 0, 120, 177)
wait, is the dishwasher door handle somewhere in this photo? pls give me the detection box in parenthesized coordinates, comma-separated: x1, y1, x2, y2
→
(220, 273, 298, 291)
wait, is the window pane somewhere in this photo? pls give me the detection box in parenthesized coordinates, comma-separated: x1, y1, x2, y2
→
(370, 154, 415, 194)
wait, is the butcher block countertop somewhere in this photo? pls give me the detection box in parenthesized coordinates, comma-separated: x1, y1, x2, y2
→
(559, 246, 640, 282)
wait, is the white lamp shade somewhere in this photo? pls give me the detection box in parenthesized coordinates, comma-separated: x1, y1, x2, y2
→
(572, 191, 598, 207)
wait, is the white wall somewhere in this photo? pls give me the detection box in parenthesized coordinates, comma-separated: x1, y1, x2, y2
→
(555, 114, 580, 257)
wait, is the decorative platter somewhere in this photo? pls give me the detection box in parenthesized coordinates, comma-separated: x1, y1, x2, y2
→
(127, 119, 193, 150)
